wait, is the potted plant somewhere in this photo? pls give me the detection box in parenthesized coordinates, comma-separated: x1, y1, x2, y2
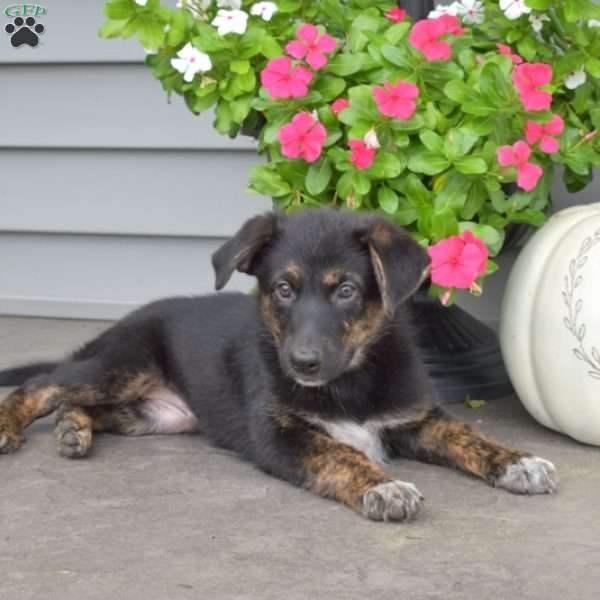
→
(99, 0, 600, 400)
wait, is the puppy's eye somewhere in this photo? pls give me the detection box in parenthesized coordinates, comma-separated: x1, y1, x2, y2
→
(275, 281, 295, 301)
(336, 282, 358, 301)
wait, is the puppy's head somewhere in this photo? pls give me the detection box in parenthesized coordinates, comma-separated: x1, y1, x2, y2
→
(212, 209, 430, 387)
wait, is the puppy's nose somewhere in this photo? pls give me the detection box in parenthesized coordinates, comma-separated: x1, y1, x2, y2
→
(290, 348, 322, 375)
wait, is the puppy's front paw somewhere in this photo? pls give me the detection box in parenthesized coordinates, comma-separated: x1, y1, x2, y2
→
(495, 456, 558, 495)
(362, 480, 424, 522)
(0, 416, 24, 454)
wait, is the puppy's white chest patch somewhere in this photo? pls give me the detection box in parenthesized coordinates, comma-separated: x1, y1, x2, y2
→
(309, 418, 387, 465)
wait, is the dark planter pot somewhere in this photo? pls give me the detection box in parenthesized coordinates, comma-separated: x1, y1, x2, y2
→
(399, 0, 434, 20)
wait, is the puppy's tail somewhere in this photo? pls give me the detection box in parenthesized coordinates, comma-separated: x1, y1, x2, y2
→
(0, 361, 59, 386)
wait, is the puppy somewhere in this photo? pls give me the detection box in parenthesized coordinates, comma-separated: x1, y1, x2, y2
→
(0, 209, 557, 521)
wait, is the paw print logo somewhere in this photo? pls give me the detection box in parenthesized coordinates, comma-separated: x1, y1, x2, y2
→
(5, 16, 45, 48)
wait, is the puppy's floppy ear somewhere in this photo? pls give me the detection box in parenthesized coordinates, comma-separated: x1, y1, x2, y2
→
(359, 219, 431, 317)
(212, 212, 279, 290)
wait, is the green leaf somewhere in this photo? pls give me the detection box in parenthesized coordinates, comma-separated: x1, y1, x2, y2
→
(431, 207, 459, 242)
(434, 172, 469, 212)
(368, 152, 406, 179)
(405, 173, 432, 207)
(192, 90, 219, 112)
(461, 97, 495, 117)
(336, 171, 354, 199)
(230, 96, 253, 124)
(454, 156, 487, 174)
(249, 165, 292, 197)
(105, 0, 133, 20)
(384, 22, 411, 44)
(459, 222, 503, 255)
(586, 57, 600, 79)
(464, 397, 486, 409)
(230, 59, 250, 74)
(444, 79, 470, 104)
(479, 62, 511, 105)
(378, 186, 399, 214)
(393, 196, 418, 226)
(525, 0, 551, 8)
(98, 19, 129, 38)
(353, 171, 371, 195)
(508, 209, 548, 228)
(305, 158, 333, 195)
(326, 54, 365, 76)
(419, 130, 445, 155)
(445, 128, 478, 160)
(314, 76, 346, 101)
(381, 44, 412, 68)
(135, 15, 165, 49)
(215, 102, 234, 135)
(237, 26, 265, 59)
(408, 150, 450, 175)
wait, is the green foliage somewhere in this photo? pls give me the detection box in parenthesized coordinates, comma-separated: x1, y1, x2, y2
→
(99, 0, 600, 301)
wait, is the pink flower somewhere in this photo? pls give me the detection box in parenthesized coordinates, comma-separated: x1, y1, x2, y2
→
(331, 98, 349, 115)
(496, 141, 543, 191)
(512, 63, 553, 112)
(428, 230, 489, 290)
(285, 24, 337, 71)
(385, 7, 406, 23)
(348, 139, 376, 170)
(525, 115, 564, 154)
(438, 14, 466, 36)
(496, 43, 523, 64)
(260, 57, 313, 98)
(278, 112, 327, 163)
(373, 80, 419, 119)
(409, 16, 464, 61)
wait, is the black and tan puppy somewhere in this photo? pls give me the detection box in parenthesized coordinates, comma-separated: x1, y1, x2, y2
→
(0, 209, 557, 521)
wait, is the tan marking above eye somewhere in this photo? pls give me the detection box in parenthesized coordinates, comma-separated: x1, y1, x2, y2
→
(285, 261, 302, 285)
(322, 269, 343, 287)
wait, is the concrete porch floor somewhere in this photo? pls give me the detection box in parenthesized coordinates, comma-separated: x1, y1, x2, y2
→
(1, 316, 599, 600)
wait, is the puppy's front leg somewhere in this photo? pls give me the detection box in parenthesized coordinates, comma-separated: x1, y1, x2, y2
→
(256, 415, 424, 521)
(384, 407, 558, 494)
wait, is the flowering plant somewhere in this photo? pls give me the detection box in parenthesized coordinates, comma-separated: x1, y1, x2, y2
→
(100, 0, 600, 302)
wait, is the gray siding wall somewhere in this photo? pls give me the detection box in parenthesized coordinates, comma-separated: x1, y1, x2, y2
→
(0, 1, 270, 320)
(0, 1, 597, 323)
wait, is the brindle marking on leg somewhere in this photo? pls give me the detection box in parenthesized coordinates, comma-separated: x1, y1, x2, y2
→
(416, 415, 526, 483)
(0, 385, 63, 453)
(54, 405, 94, 458)
(301, 431, 392, 510)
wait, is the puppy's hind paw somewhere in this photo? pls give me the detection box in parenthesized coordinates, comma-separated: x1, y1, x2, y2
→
(495, 456, 558, 495)
(362, 480, 424, 522)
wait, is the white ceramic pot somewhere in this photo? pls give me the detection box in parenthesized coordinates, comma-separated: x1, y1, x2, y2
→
(500, 203, 600, 445)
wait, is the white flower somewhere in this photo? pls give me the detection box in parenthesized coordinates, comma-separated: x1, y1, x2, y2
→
(589, 19, 600, 28)
(250, 1, 278, 21)
(171, 43, 212, 82)
(499, 0, 531, 20)
(565, 69, 587, 90)
(529, 14, 550, 32)
(217, 0, 241, 8)
(211, 9, 248, 35)
(363, 128, 380, 150)
(454, 0, 485, 25)
(134, 0, 148, 5)
(428, 3, 459, 19)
